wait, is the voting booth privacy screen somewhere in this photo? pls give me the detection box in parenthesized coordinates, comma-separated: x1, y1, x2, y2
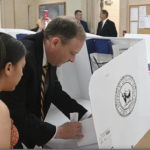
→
(85, 33, 141, 74)
(86, 38, 113, 73)
(89, 38, 150, 148)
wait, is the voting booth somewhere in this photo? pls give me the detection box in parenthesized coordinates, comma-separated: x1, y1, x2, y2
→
(86, 33, 141, 73)
(89, 34, 150, 148)
(1, 29, 150, 148)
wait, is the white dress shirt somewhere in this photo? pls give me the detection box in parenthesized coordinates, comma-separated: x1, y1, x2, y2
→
(43, 43, 91, 140)
(101, 18, 108, 29)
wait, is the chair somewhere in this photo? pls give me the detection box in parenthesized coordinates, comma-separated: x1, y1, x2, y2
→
(86, 38, 113, 73)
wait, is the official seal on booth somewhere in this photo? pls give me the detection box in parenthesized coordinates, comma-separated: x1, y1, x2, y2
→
(115, 75, 137, 117)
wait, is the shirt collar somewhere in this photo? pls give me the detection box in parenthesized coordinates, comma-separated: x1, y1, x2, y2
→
(43, 42, 47, 66)
(102, 18, 108, 25)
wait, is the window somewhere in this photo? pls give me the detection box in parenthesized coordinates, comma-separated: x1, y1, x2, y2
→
(39, 2, 66, 19)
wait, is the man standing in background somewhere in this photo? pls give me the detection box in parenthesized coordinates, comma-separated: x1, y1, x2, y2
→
(75, 10, 90, 33)
(96, 9, 117, 37)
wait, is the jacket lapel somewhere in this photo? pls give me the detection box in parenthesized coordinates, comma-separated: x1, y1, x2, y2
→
(34, 32, 44, 83)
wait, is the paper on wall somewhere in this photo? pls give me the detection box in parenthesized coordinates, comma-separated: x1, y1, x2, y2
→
(130, 7, 138, 21)
(139, 6, 147, 17)
(130, 22, 138, 34)
(139, 15, 150, 28)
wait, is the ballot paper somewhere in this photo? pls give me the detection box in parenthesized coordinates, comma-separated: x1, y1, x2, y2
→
(89, 39, 150, 148)
(77, 117, 97, 147)
(70, 112, 78, 122)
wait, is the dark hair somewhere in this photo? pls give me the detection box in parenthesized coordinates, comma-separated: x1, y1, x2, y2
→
(44, 17, 86, 44)
(74, 10, 82, 15)
(101, 10, 109, 17)
(0, 32, 27, 71)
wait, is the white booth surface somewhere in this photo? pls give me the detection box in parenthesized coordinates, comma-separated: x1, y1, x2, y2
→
(0, 28, 35, 38)
(89, 39, 150, 148)
(56, 42, 92, 100)
(125, 33, 150, 63)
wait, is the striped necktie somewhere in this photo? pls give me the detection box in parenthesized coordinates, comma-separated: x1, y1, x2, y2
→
(40, 64, 48, 120)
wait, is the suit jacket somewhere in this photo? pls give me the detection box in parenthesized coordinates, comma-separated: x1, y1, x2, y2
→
(80, 20, 90, 33)
(96, 19, 117, 37)
(0, 32, 87, 148)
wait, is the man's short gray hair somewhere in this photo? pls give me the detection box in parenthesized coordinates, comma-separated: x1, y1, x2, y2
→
(44, 16, 86, 44)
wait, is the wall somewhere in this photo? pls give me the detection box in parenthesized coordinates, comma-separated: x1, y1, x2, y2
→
(119, 0, 150, 36)
(119, 0, 129, 36)
(0, 0, 89, 29)
(1, 0, 35, 29)
(86, 0, 99, 34)
(31, 0, 86, 29)
(28, 0, 37, 29)
(1, 0, 15, 28)
(129, 0, 150, 5)
(67, 0, 82, 17)
(14, 0, 29, 29)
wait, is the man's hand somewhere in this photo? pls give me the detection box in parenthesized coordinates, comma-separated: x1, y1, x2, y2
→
(55, 122, 83, 139)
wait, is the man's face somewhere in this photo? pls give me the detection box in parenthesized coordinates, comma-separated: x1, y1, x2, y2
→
(75, 12, 83, 21)
(100, 13, 107, 21)
(45, 37, 84, 66)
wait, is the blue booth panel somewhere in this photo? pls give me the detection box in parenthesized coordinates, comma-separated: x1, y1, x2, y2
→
(16, 33, 28, 40)
(86, 38, 113, 54)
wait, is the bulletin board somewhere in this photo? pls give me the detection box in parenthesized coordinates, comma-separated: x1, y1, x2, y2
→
(129, 5, 150, 34)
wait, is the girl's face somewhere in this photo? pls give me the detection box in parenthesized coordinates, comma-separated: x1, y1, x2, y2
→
(2, 57, 26, 91)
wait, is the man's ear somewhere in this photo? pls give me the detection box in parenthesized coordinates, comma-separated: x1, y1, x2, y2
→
(4, 62, 13, 76)
(50, 37, 61, 49)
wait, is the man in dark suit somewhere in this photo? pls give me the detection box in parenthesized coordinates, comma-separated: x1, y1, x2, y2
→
(0, 17, 90, 148)
(96, 10, 117, 37)
(75, 10, 90, 33)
